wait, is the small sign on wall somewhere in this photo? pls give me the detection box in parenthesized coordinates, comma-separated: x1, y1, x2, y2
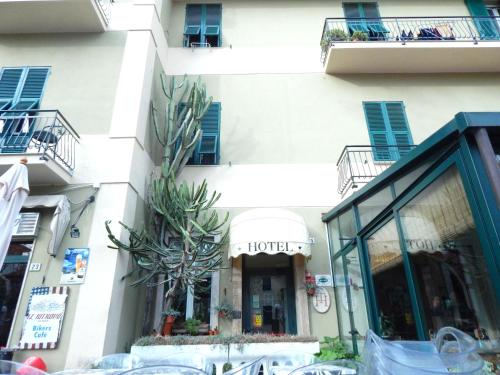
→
(312, 287, 331, 314)
(19, 286, 69, 350)
(315, 274, 333, 287)
(60, 248, 90, 285)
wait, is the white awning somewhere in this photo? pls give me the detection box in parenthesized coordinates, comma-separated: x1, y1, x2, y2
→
(23, 195, 70, 256)
(229, 208, 311, 258)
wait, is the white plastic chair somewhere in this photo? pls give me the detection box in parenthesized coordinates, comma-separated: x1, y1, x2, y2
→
(222, 357, 264, 375)
(266, 351, 317, 375)
(90, 353, 143, 370)
(120, 364, 207, 375)
(0, 360, 48, 375)
(147, 352, 210, 374)
(288, 360, 365, 375)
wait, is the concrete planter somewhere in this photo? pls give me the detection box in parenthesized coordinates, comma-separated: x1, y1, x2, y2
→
(132, 340, 320, 375)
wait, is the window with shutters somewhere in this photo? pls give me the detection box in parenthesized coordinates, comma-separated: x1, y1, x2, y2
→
(343, 2, 388, 39)
(0, 67, 50, 112)
(177, 102, 221, 165)
(363, 101, 413, 161)
(184, 4, 222, 48)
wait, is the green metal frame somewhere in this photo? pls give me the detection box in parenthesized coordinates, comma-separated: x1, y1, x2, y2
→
(325, 112, 500, 346)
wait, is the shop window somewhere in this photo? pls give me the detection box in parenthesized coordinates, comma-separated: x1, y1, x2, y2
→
(366, 218, 418, 339)
(0, 243, 32, 346)
(399, 166, 500, 343)
(393, 162, 431, 197)
(357, 186, 392, 227)
(179, 102, 221, 166)
(343, 2, 388, 40)
(363, 102, 413, 161)
(184, 4, 222, 48)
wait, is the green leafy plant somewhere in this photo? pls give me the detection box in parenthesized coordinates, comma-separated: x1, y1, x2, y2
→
(185, 318, 202, 335)
(320, 28, 348, 49)
(316, 336, 359, 361)
(351, 31, 368, 41)
(222, 363, 232, 372)
(215, 301, 234, 319)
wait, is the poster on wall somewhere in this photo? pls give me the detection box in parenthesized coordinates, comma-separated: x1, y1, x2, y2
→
(19, 286, 69, 350)
(60, 248, 90, 285)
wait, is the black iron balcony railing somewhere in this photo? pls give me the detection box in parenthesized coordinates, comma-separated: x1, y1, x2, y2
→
(0, 110, 80, 174)
(337, 145, 417, 196)
(321, 16, 500, 63)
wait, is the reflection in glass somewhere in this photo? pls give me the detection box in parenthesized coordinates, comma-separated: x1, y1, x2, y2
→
(358, 187, 393, 227)
(333, 257, 353, 351)
(400, 167, 500, 347)
(366, 219, 417, 339)
(345, 248, 370, 352)
(338, 209, 356, 247)
(394, 162, 431, 196)
(327, 219, 341, 255)
(0, 243, 31, 346)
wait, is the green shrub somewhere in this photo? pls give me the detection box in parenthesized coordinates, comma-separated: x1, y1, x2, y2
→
(185, 318, 202, 336)
(321, 28, 348, 49)
(315, 336, 359, 361)
(351, 31, 368, 41)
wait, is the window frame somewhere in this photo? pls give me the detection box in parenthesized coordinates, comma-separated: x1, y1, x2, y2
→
(183, 4, 222, 48)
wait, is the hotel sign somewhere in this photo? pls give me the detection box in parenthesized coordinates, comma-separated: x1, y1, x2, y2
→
(230, 241, 311, 257)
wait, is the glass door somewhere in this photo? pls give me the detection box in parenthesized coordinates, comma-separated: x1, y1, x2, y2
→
(333, 244, 370, 354)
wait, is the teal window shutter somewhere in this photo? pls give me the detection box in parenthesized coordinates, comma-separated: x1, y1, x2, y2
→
(465, 0, 500, 39)
(184, 5, 202, 47)
(364, 101, 412, 161)
(204, 4, 222, 47)
(198, 102, 221, 165)
(364, 102, 391, 161)
(179, 102, 221, 165)
(16, 67, 50, 109)
(0, 66, 49, 154)
(184, 4, 221, 47)
(0, 68, 24, 110)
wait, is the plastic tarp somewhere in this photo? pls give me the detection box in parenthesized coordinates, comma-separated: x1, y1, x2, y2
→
(23, 195, 70, 256)
(0, 163, 30, 268)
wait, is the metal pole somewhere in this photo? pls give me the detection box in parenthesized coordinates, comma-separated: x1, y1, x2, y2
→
(473, 128, 500, 207)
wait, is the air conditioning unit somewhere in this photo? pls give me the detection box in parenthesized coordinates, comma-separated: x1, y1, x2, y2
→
(12, 212, 40, 239)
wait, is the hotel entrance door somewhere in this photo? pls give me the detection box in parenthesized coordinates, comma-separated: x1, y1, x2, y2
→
(242, 254, 297, 334)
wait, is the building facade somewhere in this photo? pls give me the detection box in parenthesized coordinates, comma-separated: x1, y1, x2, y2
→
(0, 0, 499, 370)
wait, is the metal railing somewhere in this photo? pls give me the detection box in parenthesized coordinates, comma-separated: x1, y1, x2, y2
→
(95, 0, 111, 24)
(321, 16, 500, 63)
(0, 110, 80, 174)
(337, 145, 417, 196)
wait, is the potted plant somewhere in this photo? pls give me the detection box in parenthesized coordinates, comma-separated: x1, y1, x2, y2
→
(215, 301, 234, 320)
(320, 28, 348, 49)
(185, 318, 201, 336)
(162, 309, 181, 336)
(351, 31, 368, 41)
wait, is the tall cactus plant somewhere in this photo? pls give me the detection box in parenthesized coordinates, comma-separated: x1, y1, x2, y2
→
(105, 75, 228, 333)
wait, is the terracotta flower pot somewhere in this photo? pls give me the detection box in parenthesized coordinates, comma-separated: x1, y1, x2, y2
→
(162, 316, 176, 336)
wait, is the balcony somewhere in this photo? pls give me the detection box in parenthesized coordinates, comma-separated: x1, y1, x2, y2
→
(0, 0, 111, 33)
(337, 145, 416, 197)
(0, 110, 79, 185)
(321, 16, 500, 74)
